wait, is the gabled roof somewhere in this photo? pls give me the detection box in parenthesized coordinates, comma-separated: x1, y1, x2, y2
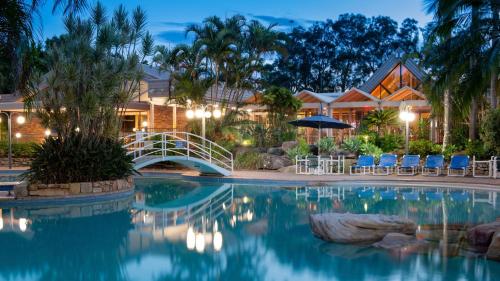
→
(294, 90, 343, 104)
(334, 88, 380, 102)
(383, 86, 426, 102)
(359, 53, 426, 93)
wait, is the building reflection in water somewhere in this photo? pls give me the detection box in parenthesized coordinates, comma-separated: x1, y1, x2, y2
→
(0, 209, 30, 233)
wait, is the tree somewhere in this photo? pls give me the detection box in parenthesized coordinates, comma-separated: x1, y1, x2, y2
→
(264, 14, 422, 93)
(0, 0, 88, 95)
(24, 2, 153, 139)
(260, 86, 302, 145)
(424, 0, 499, 140)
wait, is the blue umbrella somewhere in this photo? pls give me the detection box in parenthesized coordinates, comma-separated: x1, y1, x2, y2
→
(289, 114, 352, 155)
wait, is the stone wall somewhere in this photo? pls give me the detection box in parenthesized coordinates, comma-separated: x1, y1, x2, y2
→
(15, 176, 134, 198)
(0, 157, 32, 167)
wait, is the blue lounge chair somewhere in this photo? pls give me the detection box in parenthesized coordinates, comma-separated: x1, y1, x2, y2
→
(350, 155, 375, 175)
(422, 155, 445, 176)
(450, 191, 470, 202)
(397, 155, 420, 175)
(402, 191, 420, 201)
(357, 188, 375, 199)
(373, 154, 398, 175)
(425, 191, 444, 201)
(448, 155, 470, 177)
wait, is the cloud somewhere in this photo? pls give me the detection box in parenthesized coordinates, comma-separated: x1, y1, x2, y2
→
(156, 30, 194, 45)
(247, 14, 316, 30)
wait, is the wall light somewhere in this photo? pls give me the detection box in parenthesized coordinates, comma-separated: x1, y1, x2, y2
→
(44, 129, 51, 137)
(15, 132, 21, 139)
(16, 116, 25, 125)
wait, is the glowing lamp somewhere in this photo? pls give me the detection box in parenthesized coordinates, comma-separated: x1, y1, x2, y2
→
(16, 116, 25, 124)
(186, 227, 196, 250)
(186, 109, 194, 119)
(213, 109, 222, 119)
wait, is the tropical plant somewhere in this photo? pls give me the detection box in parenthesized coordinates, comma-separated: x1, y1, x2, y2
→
(0, 141, 37, 158)
(480, 109, 500, 155)
(286, 139, 310, 162)
(375, 134, 404, 152)
(261, 86, 302, 145)
(341, 138, 363, 154)
(317, 137, 337, 155)
(22, 134, 136, 184)
(24, 2, 153, 140)
(360, 143, 383, 160)
(409, 139, 441, 156)
(235, 151, 263, 170)
(465, 140, 488, 159)
(361, 109, 398, 135)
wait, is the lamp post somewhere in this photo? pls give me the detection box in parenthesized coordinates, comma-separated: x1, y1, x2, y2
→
(0, 112, 26, 169)
(185, 103, 222, 141)
(399, 104, 416, 155)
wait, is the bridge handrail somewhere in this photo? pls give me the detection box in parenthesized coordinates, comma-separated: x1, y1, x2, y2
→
(121, 131, 234, 172)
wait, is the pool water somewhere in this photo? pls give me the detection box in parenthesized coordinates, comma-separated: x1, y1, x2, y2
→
(0, 178, 499, 281)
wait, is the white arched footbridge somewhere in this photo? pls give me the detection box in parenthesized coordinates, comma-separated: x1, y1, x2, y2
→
(123, 132, 233, 176)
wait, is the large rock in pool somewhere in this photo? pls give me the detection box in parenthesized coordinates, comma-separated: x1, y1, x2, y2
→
(373, 233, 429, 251)
(309, 213, 417, 243)
(486, 231, 500, 261)
(467, 218, 500, 247)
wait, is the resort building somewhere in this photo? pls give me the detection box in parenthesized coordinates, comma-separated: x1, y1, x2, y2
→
(0, 52, 432, 144)
(291, 52, 432, 143)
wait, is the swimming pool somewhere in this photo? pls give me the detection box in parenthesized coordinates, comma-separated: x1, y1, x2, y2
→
(0, 177, 499, 281)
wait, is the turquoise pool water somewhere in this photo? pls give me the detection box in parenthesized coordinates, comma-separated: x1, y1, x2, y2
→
(0, 177, 499, 281)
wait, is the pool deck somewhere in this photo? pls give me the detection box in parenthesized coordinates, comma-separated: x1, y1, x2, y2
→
(2, 166, 499, 190)
(139, 169, 500, 190)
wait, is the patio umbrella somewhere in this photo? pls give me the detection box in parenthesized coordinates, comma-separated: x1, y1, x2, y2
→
(288, 114, 352, 156)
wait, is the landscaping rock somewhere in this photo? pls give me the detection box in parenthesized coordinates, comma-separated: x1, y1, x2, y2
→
(373, 233, 429, 250)
(281, 141, 298, 151)
(13, 182, 28, 198)
(486, 231, 500, 261)
(261, 153, 293, 170)
(267, 147, 284, 156)
(69, 183, 81, 195)
(467, 218, 500, 247)
(80, 182, 93, 193)
(278, 165, 296, 174)
(309, 213, 417, 243)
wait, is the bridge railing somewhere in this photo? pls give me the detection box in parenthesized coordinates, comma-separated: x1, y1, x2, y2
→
(122, 131, 234, 172)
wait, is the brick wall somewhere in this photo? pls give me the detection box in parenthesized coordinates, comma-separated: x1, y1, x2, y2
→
(152, 105, 188, 132)
(11, 116, 46, 143)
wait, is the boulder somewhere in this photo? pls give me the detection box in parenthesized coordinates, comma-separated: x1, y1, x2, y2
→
(373, 233, 429, 250)
(486, 231, 500, 261)
(309, 213, 417, 243)
(278, 165, 296, 174)
(467, 218, 500, 247)
(267, 147, 284, 156)
(261, 153, 293, 170)
(281, 141, 298, 151)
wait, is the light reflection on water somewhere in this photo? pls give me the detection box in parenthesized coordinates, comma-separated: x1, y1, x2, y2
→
(0, 178, 499, 281)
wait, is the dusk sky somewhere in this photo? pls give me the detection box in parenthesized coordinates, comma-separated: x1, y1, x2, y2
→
(38, 0, 433, 46)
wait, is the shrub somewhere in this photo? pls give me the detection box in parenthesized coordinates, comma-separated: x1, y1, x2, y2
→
(480, 109, 500, 155)
(22, 133, 136, 184)
(360, 143, 383, 160)
(235, 151, 263, 170)
(286, 139, 310, 162)
(0, 141, 37, 158)
(341, 138, 363, 154)
(409, 139, 441, 156)
(317, 137, 337, 155)
(465, 140, 488, 159)
(376, 134, 403, 152)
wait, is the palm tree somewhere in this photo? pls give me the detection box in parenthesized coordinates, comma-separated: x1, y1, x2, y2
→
(424, 0, 499, 140)
(362, 109, 399, 135)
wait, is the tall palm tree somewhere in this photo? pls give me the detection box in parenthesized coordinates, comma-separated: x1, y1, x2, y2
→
(424, 0, 499, 140)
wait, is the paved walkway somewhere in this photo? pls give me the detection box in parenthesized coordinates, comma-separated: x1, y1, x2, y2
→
(140, 169, 500, 189)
